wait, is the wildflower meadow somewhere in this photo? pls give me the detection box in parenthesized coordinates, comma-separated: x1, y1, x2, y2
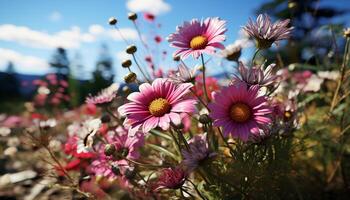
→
(0, 0, 350, 199)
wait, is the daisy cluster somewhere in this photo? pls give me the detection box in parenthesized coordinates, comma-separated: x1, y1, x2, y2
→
(22, 12, 348, 199)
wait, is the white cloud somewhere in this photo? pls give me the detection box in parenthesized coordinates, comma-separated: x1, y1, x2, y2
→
(127, 0, 171, 15)
(116, 51, 132, 62)
(0, 48, 50, 75)
(88, 24, 138, 41)
(49, 11, 62, 22)
(0, 24, 139, 49)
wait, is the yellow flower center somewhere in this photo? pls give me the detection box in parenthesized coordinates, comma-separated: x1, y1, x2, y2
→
(149, 98, 171, 117)
(190, 35, 208, 50)
(230, 103, 251, 123)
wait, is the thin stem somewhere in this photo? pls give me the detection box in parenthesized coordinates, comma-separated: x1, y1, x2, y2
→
(190, 88, 209, 110)
(187, 178, 207, 200)
(176, 129, 190, 151)
(251, 49, 260, 65)
(200, 54, 210, 102)
(113, 25, 130, 46)
(330, 38, 349, 112)
(131, 54, 150, 83)
(217, 127, 235, 157)
(170, 129, 183, 158)
(132, 21, 150, 52)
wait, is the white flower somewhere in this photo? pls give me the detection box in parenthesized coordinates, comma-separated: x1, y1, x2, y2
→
(76, 118, 102, 153)
(302, 75, 324, 92)
(39, 119, 57, 129)
(0, 127, 11, 137)
(317, 71, 339, 81)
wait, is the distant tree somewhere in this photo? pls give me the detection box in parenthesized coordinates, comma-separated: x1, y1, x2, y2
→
(90, 44, 114, 95)
(256, 0, 348, 68)
(49, 47, 70, 80)
(0, 61, 19, 99)
(5, 61, 15, 74)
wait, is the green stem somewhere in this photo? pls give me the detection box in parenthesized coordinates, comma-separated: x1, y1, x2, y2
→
(217, 127, 235, 157)
(251, 49, 260, 65)
(187, 178, 207, 200)
(170, 129, 182, 158)
(190, 88, 209, 110)
(330, 38, 349, 112)
(200, 54, 210, 102)
(131, 54, 150, 83)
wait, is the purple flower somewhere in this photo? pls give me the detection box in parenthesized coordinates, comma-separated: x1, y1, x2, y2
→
(209, 84, 272, 141)
(168, 17, 227, 59)
(243, 14, 293, 49)
(182, 133, 215, 171)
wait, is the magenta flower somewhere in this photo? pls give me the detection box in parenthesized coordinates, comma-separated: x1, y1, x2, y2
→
(182, 133, 215, 171)
(90, 127, 143, 180)
(208, 84, 272, 141)
(168, 17, 227, 59)
(118, 78, 197, 133)
(243, 14, 293, 49)
(232, 62, 278, 88)
(107, 126, 144, 160)
(85, 83, 119, 106)
(156, 167, 186, 190)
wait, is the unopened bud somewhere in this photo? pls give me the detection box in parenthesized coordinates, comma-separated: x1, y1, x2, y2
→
(199, 114, 211, 124)
(173, 55, 180, 62)
(122, 59, 132, 68)
(104, 144, 116, 156)
(128, 12, 137, 21)
(344, 28, 350, 38)
(124, 168, 136, 179)
(126, 45, 137, 54)
(108, 17, 117, 25)
(101, 114, 111, 123)
(122, 85, 131, 94)
(111, 164, 120, 175)
(124, 72, 137, 83)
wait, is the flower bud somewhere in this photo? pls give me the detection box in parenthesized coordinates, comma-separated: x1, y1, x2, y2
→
(199, 114, 211, 124)
(122, 59, 132, 68)
(173, 55, 180, 62)
(101, 114, 111, 123)
(111, 164, 120, 175)
(124, 72, 137, 83)
(344, 28, 350, 38)
(122, 85, 131, 94)
(104, 144, 116, 156)
(108, 17, 117, 25)
(128, 12, 137, 21)
(126, 45, 137, 54)
(124, 167, 136, 179)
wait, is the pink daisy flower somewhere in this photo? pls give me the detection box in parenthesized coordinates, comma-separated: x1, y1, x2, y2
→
(208, 84, 272, 141)
(118, 78, 197, 133)
(85, 83, 119, 106)
(90, 127, 143, 180)
(156, 167, 186, 190)
(167, 17, 227, 59)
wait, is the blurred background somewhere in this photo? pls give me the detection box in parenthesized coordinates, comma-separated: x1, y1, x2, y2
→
(0, 0, 349, 113)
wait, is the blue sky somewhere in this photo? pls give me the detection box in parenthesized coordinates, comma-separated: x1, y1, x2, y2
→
(0, 0, 349, 81)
